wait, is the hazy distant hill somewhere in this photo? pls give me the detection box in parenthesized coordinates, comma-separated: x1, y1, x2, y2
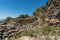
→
(0, 19, 3, 22)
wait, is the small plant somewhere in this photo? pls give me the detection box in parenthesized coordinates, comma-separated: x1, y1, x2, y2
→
(41, 26, 60, 36)
(21, 30, 39, 37)
(8, 37, 13, 40)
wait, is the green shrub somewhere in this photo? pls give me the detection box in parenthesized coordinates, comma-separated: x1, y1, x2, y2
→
(41, 26, 60, 36)
(21, 30, 39, 37)
(8, 37, 13, 40)
(18, 14, 29, 18)
(33, 6, 45, 16)
(4, 17, 12, 22)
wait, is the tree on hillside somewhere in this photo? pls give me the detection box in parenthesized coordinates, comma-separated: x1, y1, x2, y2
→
(33, 6, 45, 16)
(18, 14, 29, 18)
(4, 17, 12, 22)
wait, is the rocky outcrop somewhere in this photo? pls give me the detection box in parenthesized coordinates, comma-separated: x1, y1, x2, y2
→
(40, 0, 60, 27)
(0, 0, 60, 40)
(0, 16, 40, 40)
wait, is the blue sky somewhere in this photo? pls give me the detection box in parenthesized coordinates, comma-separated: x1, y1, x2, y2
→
(0, 0, 47, 19)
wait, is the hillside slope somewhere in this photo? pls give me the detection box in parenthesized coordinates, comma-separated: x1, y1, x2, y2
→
(0, 0, 60, 40)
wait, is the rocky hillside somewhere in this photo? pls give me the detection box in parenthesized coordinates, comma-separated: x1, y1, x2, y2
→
(0, 0, 60, 40)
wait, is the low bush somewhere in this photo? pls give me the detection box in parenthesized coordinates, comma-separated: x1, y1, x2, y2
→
(18, 14, 29, 18)
(21, 30, 39, 37)
(41, 26, 60, 36)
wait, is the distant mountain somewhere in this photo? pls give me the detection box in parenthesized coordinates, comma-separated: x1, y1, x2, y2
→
(0, 19, 3, 22)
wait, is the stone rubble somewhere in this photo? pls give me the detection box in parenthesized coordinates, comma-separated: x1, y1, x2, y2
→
(0, 0, 60, 40)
